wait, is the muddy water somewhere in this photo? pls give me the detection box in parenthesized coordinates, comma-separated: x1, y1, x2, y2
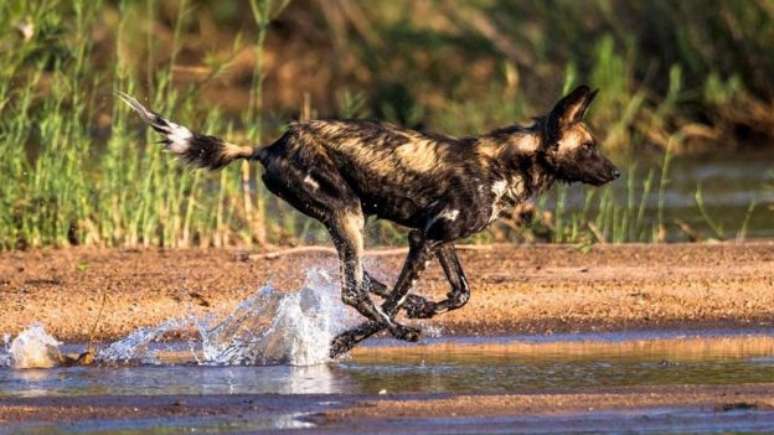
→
(345, 331, 774, 395)
(354, 407, 774, 434)
(1, 330, 771, 398)
(0, 330, 772, 433)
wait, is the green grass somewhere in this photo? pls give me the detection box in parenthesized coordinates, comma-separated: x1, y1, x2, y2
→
(0, 0, 302, 250)
(526, 162, 664, 245)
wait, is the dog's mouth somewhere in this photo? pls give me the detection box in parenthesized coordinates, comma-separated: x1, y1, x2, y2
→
(580, 158, 621, 186)
(587, 169, 621, 186)
(560, 167, 620, 186)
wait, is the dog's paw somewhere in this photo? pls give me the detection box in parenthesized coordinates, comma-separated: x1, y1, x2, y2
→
(329, 332, 357, 359)
(389, 323, 421, 342)
(404, 294, 436, 319)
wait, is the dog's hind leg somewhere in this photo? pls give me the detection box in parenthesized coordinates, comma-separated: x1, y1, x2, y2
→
(263, 162, 409, 333)
(328, 211, 420, 340)
(364, 271, 438, 319)
(330, 231, 440, 358)
(404, 244, 470, 319)
(327, 210, 385, 323)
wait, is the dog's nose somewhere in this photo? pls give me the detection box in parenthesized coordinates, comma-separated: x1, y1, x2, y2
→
(612, 169, 621, 179)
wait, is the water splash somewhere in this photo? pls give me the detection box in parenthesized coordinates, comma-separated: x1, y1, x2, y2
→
(97, 319, 188, 365)
(2, 325, 63, 369)
(1, 268, 361, 368)
(91, 268, 352, 366)
(198, 268, 354, 366)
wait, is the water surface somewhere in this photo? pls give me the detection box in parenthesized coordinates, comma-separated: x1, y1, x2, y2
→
(1, 329, 771, 398)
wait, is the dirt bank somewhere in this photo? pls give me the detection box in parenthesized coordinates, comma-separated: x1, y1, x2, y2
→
(1, 384, 771, 428)
(0, 242, 772, 341)
(319, 384, 774, 424)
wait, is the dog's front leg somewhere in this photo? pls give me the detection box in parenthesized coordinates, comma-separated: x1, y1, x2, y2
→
(380, 231, 439, 317)
(405, 244, 470, 319)
(365, 271, 437, 316)
(363, 271, 390, 298)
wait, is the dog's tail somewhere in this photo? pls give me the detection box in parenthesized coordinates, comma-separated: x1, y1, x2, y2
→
(117, 91, 261, 170)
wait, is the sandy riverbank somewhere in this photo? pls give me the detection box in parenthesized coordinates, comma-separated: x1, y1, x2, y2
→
(0, 242, 772, 341)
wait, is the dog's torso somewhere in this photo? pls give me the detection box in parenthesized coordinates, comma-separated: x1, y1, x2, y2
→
(261, 119, 541, 240)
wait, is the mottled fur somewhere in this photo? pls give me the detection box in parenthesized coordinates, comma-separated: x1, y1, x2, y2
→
(120, 85, 620, 357)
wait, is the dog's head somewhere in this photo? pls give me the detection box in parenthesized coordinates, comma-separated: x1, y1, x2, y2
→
(540, 85, 620, 186)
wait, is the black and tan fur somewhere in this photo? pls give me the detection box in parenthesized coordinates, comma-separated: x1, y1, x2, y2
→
(119, 85, 620, 358)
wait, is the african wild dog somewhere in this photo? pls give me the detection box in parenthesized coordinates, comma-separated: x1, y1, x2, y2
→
(119, 84, 620, 358)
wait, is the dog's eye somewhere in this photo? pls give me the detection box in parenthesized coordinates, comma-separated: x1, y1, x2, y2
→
(582, 142, 593, 151)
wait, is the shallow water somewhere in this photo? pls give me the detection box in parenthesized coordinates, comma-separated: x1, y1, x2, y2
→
(1, 330, 772, 433)
(14, 417, 313, 434)
(1, 272, 772, 433)
(353, 407, 774, 434)
(1, 329, 771, 398)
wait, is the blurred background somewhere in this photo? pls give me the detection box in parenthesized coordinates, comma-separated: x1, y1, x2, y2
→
(0, 0, 772, 249)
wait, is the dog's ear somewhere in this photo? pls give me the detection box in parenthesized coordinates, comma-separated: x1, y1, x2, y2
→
(546, 85, 598, 139)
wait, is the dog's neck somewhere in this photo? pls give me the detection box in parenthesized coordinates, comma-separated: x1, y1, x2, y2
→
(476, 118, 556, 196)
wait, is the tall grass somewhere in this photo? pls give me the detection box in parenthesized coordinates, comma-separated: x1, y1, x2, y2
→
(0, 1, 769, 250)
(530, 163, 662, 245)
(0, 0, 302, 250)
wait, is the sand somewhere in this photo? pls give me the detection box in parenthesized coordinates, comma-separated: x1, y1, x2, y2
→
(0, 242, 772, 342)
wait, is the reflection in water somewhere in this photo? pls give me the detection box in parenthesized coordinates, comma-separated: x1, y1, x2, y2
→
(0, 364, 346, 398)
(345, 332, 774, 394)
(284, 365, 341, 394)
(193, 364, 342, 396)
(0, 330, 771, 398)
(341, 352, 774, 395)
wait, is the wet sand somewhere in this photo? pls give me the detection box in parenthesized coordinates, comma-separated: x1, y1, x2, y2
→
(320, 383, 774, 422)
(1, 242, 772, 341)
(1, 384, 772, 432)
